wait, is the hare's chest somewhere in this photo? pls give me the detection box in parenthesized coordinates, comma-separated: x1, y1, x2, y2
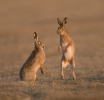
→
(64, 47, 73, 60)
(61, 42, 67, 50)
(60, 37, 68, 48)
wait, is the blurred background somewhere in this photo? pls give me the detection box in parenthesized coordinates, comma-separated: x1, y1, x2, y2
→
(0, 0, 104, 65)
(0, 0, 104, 34)
(0, 0, 104, 71)
(0, 0, 104, 99)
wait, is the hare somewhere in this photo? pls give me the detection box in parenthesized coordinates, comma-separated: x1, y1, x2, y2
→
(19, 32, 45, 82)
(57, 17, 76, 81)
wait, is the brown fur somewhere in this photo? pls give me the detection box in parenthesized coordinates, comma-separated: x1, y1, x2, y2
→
(19, 32, 45, 82)
(57, 17, 76, 81)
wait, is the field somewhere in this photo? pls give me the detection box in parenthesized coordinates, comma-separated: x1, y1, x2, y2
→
(0, 0, 104, 100)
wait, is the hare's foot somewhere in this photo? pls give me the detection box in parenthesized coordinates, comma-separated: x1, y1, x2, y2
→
(61, 75, 64, 80)
(70, 57, 76, 82)
(73, 74, 76, 82)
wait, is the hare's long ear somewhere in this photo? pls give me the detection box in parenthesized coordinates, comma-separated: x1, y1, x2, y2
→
(33, 32, 38, 41)
(57, 18, 61, 25)
(63, 17, 67, 24)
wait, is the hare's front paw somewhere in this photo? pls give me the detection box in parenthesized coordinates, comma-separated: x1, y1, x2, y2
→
(41, 69, 45, 75)
(40, 66, 45, 75)
(58, 46, 61, 52)
(64, 48, 67, 53)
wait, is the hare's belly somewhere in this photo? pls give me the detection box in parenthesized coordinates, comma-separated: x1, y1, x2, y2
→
(64, 46, 73, 60)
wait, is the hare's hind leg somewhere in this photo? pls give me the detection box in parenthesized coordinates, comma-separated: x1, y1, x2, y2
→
(70, 57, 76, 81)
(61, 56, 68, 80)
(61, 64, 64, 80)
(30, 73, 36, 82)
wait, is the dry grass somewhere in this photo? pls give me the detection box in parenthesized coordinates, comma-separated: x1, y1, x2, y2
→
(0, 0, 104, 100)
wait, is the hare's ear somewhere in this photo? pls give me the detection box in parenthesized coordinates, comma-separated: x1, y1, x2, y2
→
(57, 18, 61, 25)
(63, 17, 67, 24)
(33, 32, 38, 41)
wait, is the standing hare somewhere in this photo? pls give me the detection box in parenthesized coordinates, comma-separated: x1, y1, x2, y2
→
(20, 32, 45, 82)
(57, 17, 76, 81)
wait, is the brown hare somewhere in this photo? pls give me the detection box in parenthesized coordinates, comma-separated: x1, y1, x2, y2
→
(20, 32, 45, 82)
(57, 17, 76, 81)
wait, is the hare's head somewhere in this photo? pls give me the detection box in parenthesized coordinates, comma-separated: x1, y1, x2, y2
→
(57, 17, 67, 35)
(33, 32, 45, 50)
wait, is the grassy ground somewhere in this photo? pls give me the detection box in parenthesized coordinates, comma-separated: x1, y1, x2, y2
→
(0, 0, 104, 100)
